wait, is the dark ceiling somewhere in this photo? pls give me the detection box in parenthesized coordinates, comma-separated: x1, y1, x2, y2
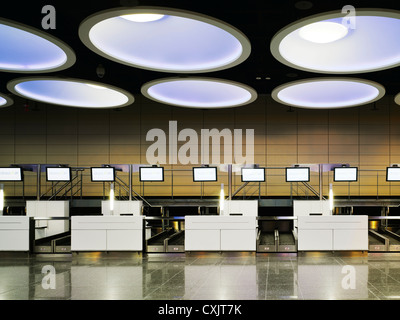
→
(2, 0, 400, 103)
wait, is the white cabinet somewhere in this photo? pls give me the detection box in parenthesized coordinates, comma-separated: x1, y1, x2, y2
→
(26, 200, 69, 239)
(0, 216, 30, 251)
(71, 216, 144, 251)
(101, 200, 142, 216)
(185, 216, 257, 251)
(223, 200, 258, 217)
(297, 215, 368, 251)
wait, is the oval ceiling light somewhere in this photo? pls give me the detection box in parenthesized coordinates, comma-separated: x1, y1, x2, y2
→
(270, 9, 400, 73)
(298, 21, 348, 44)
(79, 6, 251, 73)
(0, 93, 13, 108)
(7, 77, 134, 109)
(271, 78, 385, 109)
(0, 18, 75, 73)
(141, 78, 257, 108)
(393, 93, 400, 106)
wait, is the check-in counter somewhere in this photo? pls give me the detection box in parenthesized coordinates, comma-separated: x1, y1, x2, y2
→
(26, 200, 69, 239)
(0, 216, 30, 251)
(185, 216, 257, 251)
(71, 216, 144, 252)
(297, 215, 368, 251)
(101, 200, 142, 216)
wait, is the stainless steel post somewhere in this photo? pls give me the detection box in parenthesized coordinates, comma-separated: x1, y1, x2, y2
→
(129, 165, 132, 201)
(37, 164, 41, 200)
(228, 164, 232, 200)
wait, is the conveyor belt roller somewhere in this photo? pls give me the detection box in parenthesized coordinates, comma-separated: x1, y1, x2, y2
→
(146, 229, 176, 253)
(165, 231, 185, 253)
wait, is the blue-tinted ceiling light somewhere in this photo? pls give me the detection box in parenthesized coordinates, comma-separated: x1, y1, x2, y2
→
(7, 77, 134, 109)
(271, 9, 400, 73)
(0, 93, 13, 108)
(141, 77, 257, 108)
(79, 7, 251, 73)
(271, 78, 385, 109)
(0, 18, 75, 73)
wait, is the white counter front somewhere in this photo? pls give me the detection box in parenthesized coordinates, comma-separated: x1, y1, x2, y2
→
(0, 216, 30, 251)
(185, 216, 257, 251)
(26, 200, 69, 239)
(71, 216, 144, 252)
(297, 215, 368, 251)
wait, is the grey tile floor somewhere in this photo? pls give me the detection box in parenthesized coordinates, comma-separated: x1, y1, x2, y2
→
(0, 252, 400, 300)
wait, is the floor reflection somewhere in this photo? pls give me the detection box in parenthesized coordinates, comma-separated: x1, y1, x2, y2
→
(0, 252, 399, 300)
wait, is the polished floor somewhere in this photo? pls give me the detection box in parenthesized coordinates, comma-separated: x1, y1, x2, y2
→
(0, 252, 400, 300)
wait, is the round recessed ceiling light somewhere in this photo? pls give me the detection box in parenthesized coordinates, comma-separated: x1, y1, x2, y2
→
(270, 9, 400, 73)
(298, 21, 348, 44)
(0, 18, 75, 73)
(393, 93, 400, 106)
(141, 78, 257, 108)
(120, 13, 165, 22)
(79, 6, 251, 73)
(271, 78, 385, 109)
(7, 77, 134, 109)
(0, 93, 13, 108)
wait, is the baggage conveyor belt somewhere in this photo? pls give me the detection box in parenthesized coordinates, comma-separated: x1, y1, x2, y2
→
(146, 229, 176, 253)
(369, 228, 400, 252)
(33, 232, 71, 253)
(257, 229, 297, 253)
(165, 230, 185, 253)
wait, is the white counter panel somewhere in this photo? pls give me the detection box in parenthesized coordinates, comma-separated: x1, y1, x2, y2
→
(0, 216, 30, 251)
(334, 229, 368, 251)
(221, 230, 257, 251)
(298, 229, 333, 251)
(107, 230, 142, 251)
(185, 216, 256, 230)
(185, 230, 220, 251)
(71, 216, 144, 251)
(71, 216, 143, 230)
(224, 200, 258, 217)
(298, 215, 368, 230)
(26, 201, 69, 239)
(297, 215, 368, 251)
(72, 230, 107, 251)
(185, 216, 257, 251)
(101, 200, 142, 216)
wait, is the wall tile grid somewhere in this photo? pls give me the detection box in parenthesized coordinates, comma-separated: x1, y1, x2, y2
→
(0, 94, 398, 198)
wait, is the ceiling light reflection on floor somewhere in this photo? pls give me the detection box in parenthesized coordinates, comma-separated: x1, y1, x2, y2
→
(7, 77, 134, 109)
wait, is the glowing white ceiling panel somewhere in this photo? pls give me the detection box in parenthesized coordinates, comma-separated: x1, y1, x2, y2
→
(141, 78, 257, 108)
(394, 93, 400, 106)
(79, 7, 251, 73)
(271, 78, 385, 109)
(270, 9, 400, 73)
(0, 18, 75, 73)
(7, 77, 134, 109)
(0, 93, 13, 108)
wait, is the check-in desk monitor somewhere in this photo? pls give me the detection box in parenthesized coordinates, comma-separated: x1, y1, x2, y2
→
(46, 167, 71, 182)
(0, 167, 23, 181)
(334, 167, 358, 182)
(286, 167, 310, 182)
(139, 167, 164, 182)
(192, 167, 217, 182)
(241, 168, 265, 182)
(91, 167, 115, 182)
